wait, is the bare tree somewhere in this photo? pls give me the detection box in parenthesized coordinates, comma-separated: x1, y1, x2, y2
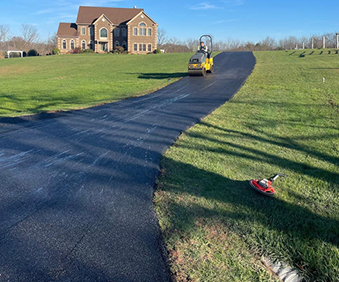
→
(167, 36, 181, 45)
(157, 28, 168, 48)
(47, 33, 58, 47)
(185, 38, 199, 52)
(214, 40, 225, 51)
(260, 36, 277, 50)
(0, 24, 10, 43)
(21, 24, 39, 49)
(323, 33, 336, 48)
(8, 36, 26, 50)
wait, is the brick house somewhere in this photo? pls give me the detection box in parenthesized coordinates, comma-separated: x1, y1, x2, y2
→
(56, 6, 158, 54)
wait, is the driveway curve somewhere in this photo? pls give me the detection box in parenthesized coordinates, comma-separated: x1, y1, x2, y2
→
(0, 52, 255, 282)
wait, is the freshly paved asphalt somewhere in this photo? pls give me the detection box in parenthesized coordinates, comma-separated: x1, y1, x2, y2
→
(0, 52, 255, 282)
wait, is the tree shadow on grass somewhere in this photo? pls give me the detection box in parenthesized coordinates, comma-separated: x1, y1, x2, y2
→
(185, 121, 339, 186)
(309, 67, 339, 70)
(158, 156, 339, 281)
(126, 72, 188, 80)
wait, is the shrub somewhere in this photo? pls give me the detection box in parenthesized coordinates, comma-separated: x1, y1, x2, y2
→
(28, 49, 38, 56)
(10, 52, 22, 58)
(52, 47, 60, 55)
(154, 48, 162, 54)
(81, 49, 94, 53)
(0, 51, 5, 59)
(114, 46, 125, 54)
(71, 47, 81, 54)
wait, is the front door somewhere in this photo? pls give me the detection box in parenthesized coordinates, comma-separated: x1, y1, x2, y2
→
(101, 42, 108, 52)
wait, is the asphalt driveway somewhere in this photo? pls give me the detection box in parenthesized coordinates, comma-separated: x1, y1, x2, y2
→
(0, 52, 255, 282)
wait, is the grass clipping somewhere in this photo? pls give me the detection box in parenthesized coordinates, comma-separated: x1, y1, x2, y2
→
(154, 50, 339, 282)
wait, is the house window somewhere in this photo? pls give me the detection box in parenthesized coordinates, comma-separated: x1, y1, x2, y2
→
(100, 28, 107, 38)
(82, 40, 86, 50)
(133, 27, 138, 36)
(89, 40, 94, 50)
(114, 28, 120, 36)
(62, 39, 66, 49)
(148, 28, 152, 36)
(81, 27, 86, 35)
(122, 41, 127, 49)
(139, 23, 146, 36)
(89, 26, 94, 36)
(148, 44, 152, 52)
(70, 39, 74, 50)
(139, 43, 146, 51)
(134, 44, 138, 51)
(122, 28, 126, 37)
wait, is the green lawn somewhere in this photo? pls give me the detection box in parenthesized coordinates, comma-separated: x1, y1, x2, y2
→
(0, 53, 190, 117)
(154, 50, 339, 282)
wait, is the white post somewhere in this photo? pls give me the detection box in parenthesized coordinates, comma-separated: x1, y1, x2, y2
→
(336, 33, 339, 49)
(323, 36, 326, 49)
(303, 42, 305, 49)
(311, 38, 314, 49)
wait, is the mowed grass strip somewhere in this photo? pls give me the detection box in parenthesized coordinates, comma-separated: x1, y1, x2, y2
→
(154, 50, 339, 282)
(0, 53, 190, 117)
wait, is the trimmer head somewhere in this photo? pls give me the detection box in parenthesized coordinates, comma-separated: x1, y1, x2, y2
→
(249, 179, 275, 196)
(249, 174, 285, 197)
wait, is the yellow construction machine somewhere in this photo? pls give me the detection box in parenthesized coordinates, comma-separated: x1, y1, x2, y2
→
(188, 35, 214, 76)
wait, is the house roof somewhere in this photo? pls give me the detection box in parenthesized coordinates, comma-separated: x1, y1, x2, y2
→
(57, 23, 78, 37)
(76, 6, 144, 25)
(126, 11, 157, 25)
(92, 14, 113, 25)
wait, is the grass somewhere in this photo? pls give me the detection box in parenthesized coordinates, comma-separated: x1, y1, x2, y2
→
(154, 49, 339, 282)
(0, 53, 190, 117)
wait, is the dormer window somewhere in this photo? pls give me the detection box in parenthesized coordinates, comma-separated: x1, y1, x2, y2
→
(100, 28, 107, 38)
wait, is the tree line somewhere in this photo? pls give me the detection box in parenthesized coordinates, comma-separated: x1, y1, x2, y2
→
(157, 28, 339, 52)
(1, 24, 338, 57)
(0, 24, 56, 57)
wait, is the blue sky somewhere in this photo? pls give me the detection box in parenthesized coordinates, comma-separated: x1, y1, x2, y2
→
(1, 0, 339, 42)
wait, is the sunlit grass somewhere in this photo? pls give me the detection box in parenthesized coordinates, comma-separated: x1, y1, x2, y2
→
(155, 49, 339, 282)
(0, 53, 191, 117)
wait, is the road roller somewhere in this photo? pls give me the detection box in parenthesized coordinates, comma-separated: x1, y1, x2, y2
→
(188, 35, 214, 76)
